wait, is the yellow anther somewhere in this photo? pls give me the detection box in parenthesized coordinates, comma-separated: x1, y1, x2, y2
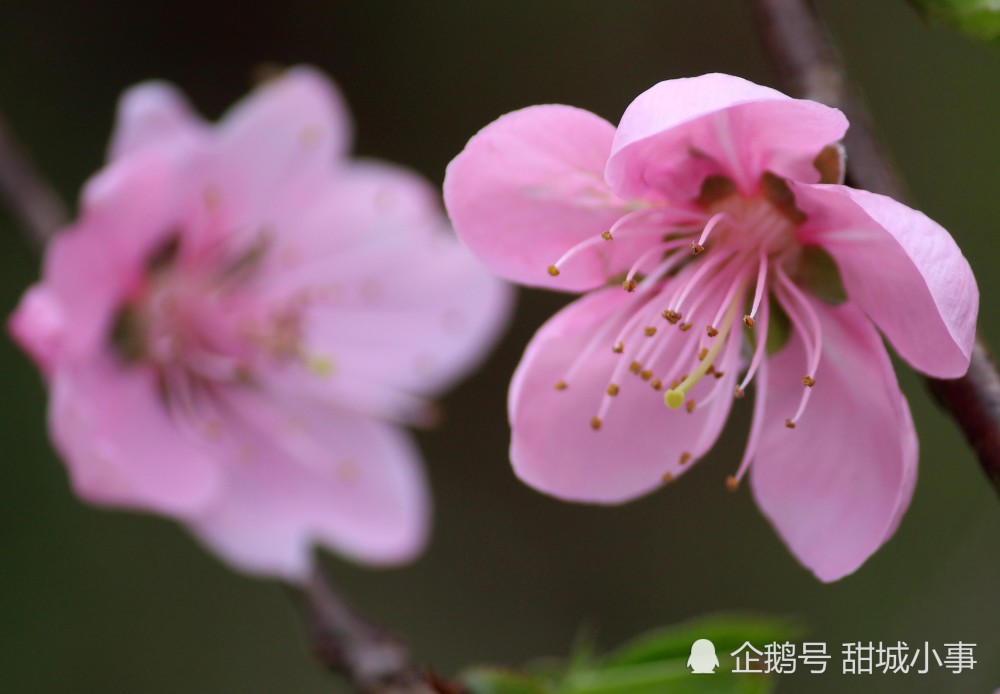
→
(663, 310, 681, 324)
(691, 242, 705, 255)
(554, 380, 568, 391)
(612, 341, 625, 354)
(726, 475, 740, 492)
(665, 389, 685, 409)
(644, 326, 657, 337)
(307, 355, 335, 377)
(629, 361, 642, 374)
(785, 418, 796, 429)
(666, 292, 744, 413)
(685, 400, 696, 413)
(734, 386, 745, 399)
(606, 383, 620, 396)
(698, 348, 709, 361)
(590, 416, 603, 431)
(623, 278, 637, 292)
(744, 315, 756, 328)
(680, 323, 693, 332)
(640, 370, 653, 381)
(662, 471, 674, 484)
(802, 376, 816, 387)
(706, 326, 719, 337)
(547, 265, 560, 276)
(679, 452, 692, 465)
(601, 230, 613, 241)
(713, 370, 725, 379)
(650, 378, 663, 391)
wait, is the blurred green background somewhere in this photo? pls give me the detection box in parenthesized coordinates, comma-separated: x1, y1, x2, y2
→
(1, 1, 998, 692)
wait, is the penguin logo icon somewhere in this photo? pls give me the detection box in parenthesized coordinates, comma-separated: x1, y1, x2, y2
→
(687, 638, 719, 674)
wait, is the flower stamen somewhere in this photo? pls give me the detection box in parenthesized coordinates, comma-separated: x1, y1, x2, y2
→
(691, 211, 737, 254)
(664, 289, 741, 409)
(745, 251, 769, 327)
(548, 208, 705, 275)
(776, 269, 823, 426)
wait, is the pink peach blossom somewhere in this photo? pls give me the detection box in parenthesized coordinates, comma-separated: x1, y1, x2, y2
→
(444, 73, 978, 581)
(10, 67, 511, 581)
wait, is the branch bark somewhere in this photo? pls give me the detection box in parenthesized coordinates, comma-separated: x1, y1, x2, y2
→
(0, 117, 68, 248)
(296, 568, 443, 693)
(750, 0, 1000, 497)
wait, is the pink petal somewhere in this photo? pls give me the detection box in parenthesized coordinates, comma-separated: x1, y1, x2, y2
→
(190, 393, 430, 581)
(16, 150, 184, 363)
(78, 146, 187, 261)
(509, 287, 737, 503)
(259, 159, 446, 272)
(108, 81, 208, 161)
(8, 285, 66, 375)
(256, 160, 513, 400)
(297, 236, 512, 398)
(796, 184, 978, 378)
(444, 105, 633, 291)
(49, 358, 221, 516)
(750, 300, 917, 582)
(607, 74, 848, 200)
(212, 66, 352, 220)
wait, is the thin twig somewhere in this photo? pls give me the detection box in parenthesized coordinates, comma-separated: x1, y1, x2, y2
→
(750, 0, 1000, 497)
(0, 116, 68, 248)
(296, 568, 443, 694)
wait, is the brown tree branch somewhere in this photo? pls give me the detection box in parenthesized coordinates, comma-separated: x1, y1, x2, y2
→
(295, 568, 443, 693)
(750, 0, 1000, 497)
(0, 117, 68, 248)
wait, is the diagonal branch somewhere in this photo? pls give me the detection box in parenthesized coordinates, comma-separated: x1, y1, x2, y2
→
(750, 0, 1000, 498)
(0, 116, 68, 248)
(295, 568, 444, 694)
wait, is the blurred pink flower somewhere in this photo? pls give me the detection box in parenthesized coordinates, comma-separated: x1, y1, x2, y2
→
(444, 73, 977, 581)
(10, 67, 511, 581)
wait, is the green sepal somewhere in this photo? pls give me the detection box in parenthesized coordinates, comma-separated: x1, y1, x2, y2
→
(759, 172, 807, 224)
(794, 245, 847, 305)
(695, 175, 737, 207)
(812, 143, 845, 184)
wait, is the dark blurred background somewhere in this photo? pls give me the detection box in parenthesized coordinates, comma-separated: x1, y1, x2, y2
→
(1, 1, 998, 692)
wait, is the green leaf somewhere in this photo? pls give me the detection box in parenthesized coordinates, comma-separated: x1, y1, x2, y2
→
(561, 660, 775, 694)
(601, 614, 801, 669)
(910, 0, 1000, 43)
(565, 625, 598, 677)
(463, 668, 554, 694)
(462, 615, 799, 694)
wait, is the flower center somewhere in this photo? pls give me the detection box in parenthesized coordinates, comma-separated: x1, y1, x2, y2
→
(546, 172, 830, 490)
(110, 234, 320, 387)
